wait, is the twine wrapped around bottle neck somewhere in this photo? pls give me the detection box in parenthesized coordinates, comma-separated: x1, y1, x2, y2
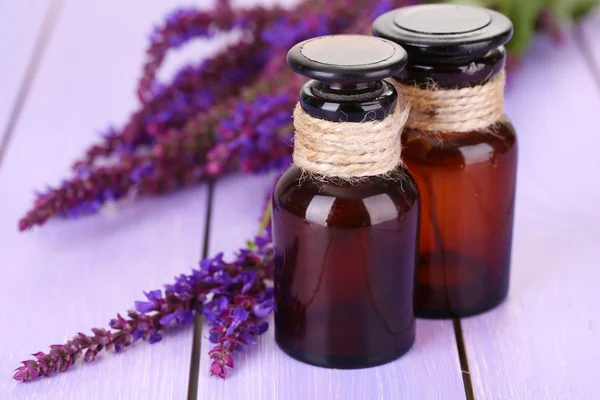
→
(292, 102, 409, 179)
(392, 70, 506, 133)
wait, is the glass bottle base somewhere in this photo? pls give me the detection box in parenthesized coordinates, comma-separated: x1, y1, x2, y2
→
(415, 289, 508, 319)
(275, 335, 415, 369)
(414, 250, 510, 319)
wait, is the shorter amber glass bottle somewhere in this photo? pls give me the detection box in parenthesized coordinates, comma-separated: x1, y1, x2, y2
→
(273, 35, 419, 368)
(373, 5, 517, 318)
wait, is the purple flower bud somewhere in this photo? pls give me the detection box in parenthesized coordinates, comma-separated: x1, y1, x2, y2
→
(240, 270, 256, 294)
(254, 235, 270, 249)
(59, 357, 71, 372)
(208, 330, 220, 344)
(134, 301, 156, 313)
(240, 330, 257, 345)
(232, 307, 249, 323)
(98, 333, 112, 347)
(256, 321, 268, 335)
(25, 360, 40, 376)
(224, 354, 234, 368)
(165, 274, 192, 294)
(177, 310, 195, 325)
(145, 290, 163, 302)
(91, 328, 107, 337)
(73, 333, 91, 346)
(13, 367, 30, 382)
(84, 348, 98, 362)
(257, 287, 274, 302)
(226, 307, 249, 336)
(253, 298, 274, 318)
(210, 361, 226, 379)
(149, 331, 162, 344)
(208, 345, 222, 358)
(137, 322, 148, 331)
(200, 253, 225, 272)
(130, 162, 154, 183)
(159, 312, 178, 326)
(109, 319, 122, 329)
(37, 359, 50, 374)
(132, 328, 145, 342)
(122, 334, 134, 347)
(204, 296, 229, 322)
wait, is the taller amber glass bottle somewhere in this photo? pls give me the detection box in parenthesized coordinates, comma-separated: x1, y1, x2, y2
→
(374, 5, 517, 318)
(273, 35, 419, 368)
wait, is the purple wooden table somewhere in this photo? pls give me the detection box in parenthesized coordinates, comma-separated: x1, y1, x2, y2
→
(0, 2, 599, 399)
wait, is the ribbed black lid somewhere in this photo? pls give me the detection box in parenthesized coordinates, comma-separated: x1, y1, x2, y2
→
(287, 34, 407, 83)
(372, 4, 513, 62)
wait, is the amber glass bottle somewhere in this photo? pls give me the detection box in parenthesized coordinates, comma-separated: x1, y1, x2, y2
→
(373, 5, 517, 318)
(273, 35, 419, 368)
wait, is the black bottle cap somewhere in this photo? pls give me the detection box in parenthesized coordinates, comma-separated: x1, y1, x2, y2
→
(372, 4, 513, 63)
(287, 34, 407, 83)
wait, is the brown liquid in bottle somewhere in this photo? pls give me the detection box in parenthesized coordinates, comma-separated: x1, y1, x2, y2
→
(403, 123, 517, 318)
(273, 165, 419, 367)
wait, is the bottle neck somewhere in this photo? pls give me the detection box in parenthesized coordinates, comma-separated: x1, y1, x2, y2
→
(299, 80, 397, 122)
(310, 81, 386, 103)
(391, 48, 507, 133)
(394, 48, 506, 89)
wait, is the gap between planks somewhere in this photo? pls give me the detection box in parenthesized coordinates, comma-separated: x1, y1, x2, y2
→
(453, 318, 475, 400)
(0, 0, 64, 170)
(187, 181, 216, 400)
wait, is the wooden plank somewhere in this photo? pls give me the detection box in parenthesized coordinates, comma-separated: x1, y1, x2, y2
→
(0, 0, 209, 399)
(580, 10, 600, 80)
(196, 174, 466, 400)
(461, 30, 600, 399)
(0, 0, 54, 140)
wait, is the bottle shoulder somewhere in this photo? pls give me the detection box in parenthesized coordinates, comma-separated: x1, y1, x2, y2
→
(402, 119, 517, 167)
(273, 165, 419, 228)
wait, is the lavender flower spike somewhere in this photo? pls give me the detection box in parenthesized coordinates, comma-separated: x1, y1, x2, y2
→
(13, 228, 274, 382)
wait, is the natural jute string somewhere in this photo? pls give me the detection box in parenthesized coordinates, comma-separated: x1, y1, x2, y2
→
(292, 102, 409, 179)
(392, 70, 506, 133)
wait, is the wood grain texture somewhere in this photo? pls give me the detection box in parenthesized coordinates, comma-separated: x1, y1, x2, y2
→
(461, 30, 600, 400)
(0, 1, 206, 399)
(0, 0, 54, 138)
(196, 174, 466, 400)
(580, 10, 600, 79)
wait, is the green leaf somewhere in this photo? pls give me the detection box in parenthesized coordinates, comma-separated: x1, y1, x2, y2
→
(247, 240, 259, 251)
(551, 0, 600, 20)
(426, 0, 598, 55)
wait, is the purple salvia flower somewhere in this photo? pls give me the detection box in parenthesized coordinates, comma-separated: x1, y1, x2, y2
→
(134, 290, 163, 313)
(209, 361, 227, 379)
(239, 270, 257, 294)
(14, 227, 273, 382)
(20, 0, 391, 230)
(226, 307, 249, 336)
(204, 296, 229, 322)
(149, 331, 163, 344)
(253, 298, 275, 318)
